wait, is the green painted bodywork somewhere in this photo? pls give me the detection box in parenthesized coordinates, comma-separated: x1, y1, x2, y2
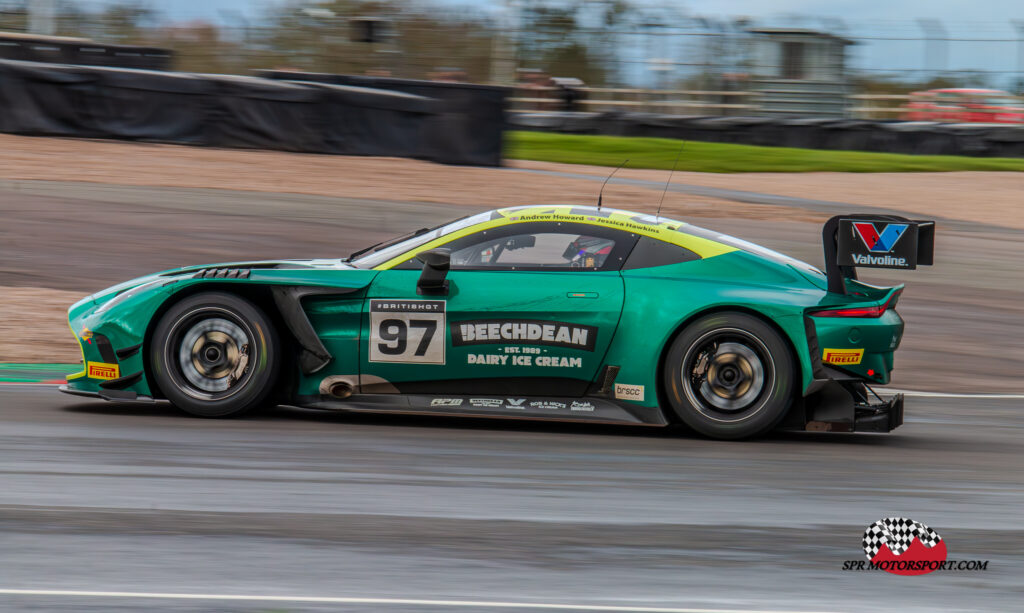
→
(63, 205, 906, 414)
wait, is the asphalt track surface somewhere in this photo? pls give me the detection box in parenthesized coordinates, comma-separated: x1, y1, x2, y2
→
(1, 384, 1022, 612)
(1, 177, 1023, 611)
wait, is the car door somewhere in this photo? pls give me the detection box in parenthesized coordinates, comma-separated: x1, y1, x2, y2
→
(360, 221, 637, 397)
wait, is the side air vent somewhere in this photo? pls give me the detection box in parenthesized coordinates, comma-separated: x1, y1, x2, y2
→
(193, 268, 251, 279)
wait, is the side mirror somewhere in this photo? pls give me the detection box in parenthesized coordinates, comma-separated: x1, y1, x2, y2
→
(417, 248, 450, 295)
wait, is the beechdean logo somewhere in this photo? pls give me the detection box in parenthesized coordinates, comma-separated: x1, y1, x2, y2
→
(862, 517, 947, 576)
(451, 319, 597, 352)
(852, 222, 909, 253)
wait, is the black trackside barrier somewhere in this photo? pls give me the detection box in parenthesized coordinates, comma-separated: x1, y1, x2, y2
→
(822, 214, 935, 295)
(0, 35, 173, 70)
(0, 59, 494, 165)
(259, 70, 509, 166)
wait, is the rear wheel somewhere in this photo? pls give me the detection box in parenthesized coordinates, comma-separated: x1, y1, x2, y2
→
(663, 312, 794, 440)
(151, 292, 279, 417)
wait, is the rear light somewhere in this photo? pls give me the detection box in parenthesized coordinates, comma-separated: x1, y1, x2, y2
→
(809, 290, 902, 318)
(808, 305, 886, 318)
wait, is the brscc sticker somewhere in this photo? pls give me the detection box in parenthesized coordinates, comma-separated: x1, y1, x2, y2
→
(369, 299, 446, 364)
(614, 383, 644, 401)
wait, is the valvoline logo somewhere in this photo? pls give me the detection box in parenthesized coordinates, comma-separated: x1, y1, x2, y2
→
(853, 222, 909, 253)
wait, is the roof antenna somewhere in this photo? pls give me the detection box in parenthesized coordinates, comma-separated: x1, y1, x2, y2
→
(656, 141, 685, 222)
(597, 159, 629, 211)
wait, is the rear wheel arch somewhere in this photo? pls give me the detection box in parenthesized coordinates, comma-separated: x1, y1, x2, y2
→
(654, 305, 803, 426)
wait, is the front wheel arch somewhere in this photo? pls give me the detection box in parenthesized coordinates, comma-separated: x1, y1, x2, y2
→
(143, 283, 289, 402)
(148, 290, 282, 417)
(655, 305, 802, 427)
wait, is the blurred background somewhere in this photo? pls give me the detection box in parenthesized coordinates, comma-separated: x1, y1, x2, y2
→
(4, 0, 1024, 120)
(1, 3, 1024, 613)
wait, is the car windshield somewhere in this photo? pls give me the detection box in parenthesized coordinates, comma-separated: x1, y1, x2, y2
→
(348, 211, 493, 269)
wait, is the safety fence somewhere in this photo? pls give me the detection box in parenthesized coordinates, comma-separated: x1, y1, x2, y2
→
(0, 32, 172, 71)
(509, 86, 1024, 122)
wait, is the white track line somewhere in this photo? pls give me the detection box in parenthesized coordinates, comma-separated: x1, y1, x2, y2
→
(0, 589, 837, 613)
(889, 390, 1024, 399)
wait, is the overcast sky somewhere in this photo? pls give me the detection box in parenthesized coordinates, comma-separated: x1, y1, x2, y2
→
(74, 0, 1024, 87)
(74, 0, 1024, 26)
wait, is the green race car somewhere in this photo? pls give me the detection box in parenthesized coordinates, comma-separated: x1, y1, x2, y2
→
(61, 205, 934, 439)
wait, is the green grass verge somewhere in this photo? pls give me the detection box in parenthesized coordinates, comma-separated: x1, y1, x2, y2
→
(0, 363, 77, 383)
(505, 130, 1024, 173)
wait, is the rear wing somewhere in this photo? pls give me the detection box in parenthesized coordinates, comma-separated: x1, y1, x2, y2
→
(822, 214, 935, 294)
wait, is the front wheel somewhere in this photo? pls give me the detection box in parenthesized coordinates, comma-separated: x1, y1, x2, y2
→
(663, 312, 795, 440)
(150, 292, 280, 417)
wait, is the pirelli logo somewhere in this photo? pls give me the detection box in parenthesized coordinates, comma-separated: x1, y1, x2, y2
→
(822, 348, 864, 365)
(87, 361, 120, 380)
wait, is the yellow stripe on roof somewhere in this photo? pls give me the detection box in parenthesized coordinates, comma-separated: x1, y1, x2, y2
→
(373, 205, 737, 270)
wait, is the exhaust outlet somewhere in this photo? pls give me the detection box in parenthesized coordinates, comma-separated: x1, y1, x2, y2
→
(329, 381, 354, 399)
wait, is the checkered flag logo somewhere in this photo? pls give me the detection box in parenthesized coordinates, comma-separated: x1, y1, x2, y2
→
(863, 517, 943, 560)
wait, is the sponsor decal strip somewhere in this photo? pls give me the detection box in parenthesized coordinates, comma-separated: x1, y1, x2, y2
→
(570, 400, 596, 412)
(851, 254, 907, 267)
(467, 353, 583, 368)
(853, 222, 909, 253)
(86, 361, 119, 380)
(821, 348, 863, 366)
(428, 397, 580, 411)
(838, 219, 918, 269)
(614, 383, 644, 402)
(453, 319, 597, 352)
(374, 206, 737, 270)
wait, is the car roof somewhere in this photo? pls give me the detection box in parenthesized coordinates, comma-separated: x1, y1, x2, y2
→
(371, 205, 740, 270)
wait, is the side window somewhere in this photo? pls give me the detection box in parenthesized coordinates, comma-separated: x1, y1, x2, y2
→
(622, 236, 700, 270)
(444, 223, 636, 271)
(393, 258, 423, 270)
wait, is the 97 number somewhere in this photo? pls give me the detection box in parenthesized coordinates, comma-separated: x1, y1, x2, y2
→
(377, 318, 437, 357)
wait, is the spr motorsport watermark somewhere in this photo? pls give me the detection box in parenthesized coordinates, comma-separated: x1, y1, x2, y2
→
(841, 517, 989, 576)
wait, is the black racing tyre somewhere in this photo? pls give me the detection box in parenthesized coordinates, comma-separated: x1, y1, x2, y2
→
(663, 312, 795, 440)
(150, 292, 280, 418)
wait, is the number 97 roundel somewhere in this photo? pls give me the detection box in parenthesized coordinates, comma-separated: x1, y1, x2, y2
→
(369, 299, 446, 364)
